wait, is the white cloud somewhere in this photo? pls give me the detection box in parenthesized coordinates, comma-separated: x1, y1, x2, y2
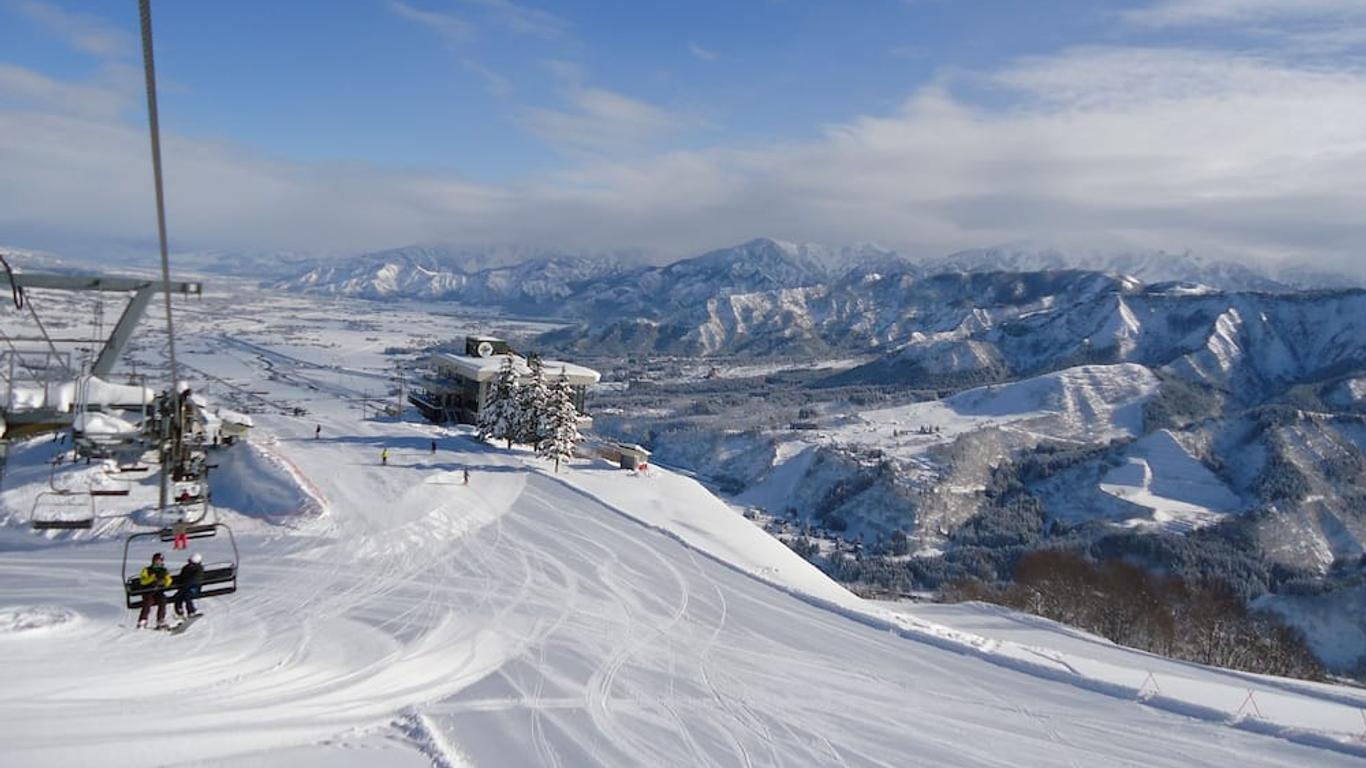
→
(688, 42, 720, 62)
(14, 1, 131, 58)
(4, 44, 1366, 273)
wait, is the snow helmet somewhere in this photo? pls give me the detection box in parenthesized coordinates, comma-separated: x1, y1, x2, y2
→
(190, 552, 203, 564)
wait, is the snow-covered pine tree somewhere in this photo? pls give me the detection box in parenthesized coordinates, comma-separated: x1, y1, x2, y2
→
(515, 353, 550, 447)
(479, 355, 521, 449)
(539, 368, 582, 472)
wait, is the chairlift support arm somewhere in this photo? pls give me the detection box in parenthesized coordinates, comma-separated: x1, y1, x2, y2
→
(0, 272, 202, 377)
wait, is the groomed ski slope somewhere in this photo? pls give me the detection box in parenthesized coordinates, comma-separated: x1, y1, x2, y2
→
(1, 308, 1365, 766)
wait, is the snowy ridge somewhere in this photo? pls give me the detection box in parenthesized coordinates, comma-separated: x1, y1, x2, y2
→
(845, 287, 1366, 399)
(927, 246, 1362, 292)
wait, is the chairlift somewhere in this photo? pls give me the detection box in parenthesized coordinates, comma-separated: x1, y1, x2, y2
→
(89, 478, 132, 497)
(30, 490, 95, 530)
(162, 480, 213, 529)
(122, 523, 238, 609)
(172, 481, 208, 505)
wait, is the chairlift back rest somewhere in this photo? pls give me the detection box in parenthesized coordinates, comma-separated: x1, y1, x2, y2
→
(158, 524, 218, 542)
(32, 518, 93, 530)
(90, 488, 130, 497)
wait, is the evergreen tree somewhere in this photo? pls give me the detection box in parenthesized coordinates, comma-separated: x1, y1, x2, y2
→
(539, 368, 582, 472)
(516, 354, 551, 447)
(478, 355, 521, 449)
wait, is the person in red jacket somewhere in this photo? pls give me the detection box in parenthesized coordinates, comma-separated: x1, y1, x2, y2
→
(136, 552, 173, 629)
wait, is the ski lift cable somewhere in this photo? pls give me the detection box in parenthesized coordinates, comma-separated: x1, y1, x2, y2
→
(138, 0, 179, 395)
(139, 0, 184, 517)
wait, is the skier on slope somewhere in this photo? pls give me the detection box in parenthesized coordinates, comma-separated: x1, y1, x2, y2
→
(136, 553, 174, 629)
(381, 448, 389, 466)
(173, 552, 204, 620)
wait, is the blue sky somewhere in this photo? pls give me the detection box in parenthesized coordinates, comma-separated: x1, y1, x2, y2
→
(3, 0, 1366, 268)
(3, 0, 1119, 177)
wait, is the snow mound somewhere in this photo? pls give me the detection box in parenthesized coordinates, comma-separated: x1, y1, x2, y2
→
(0, 606, 79, 635)
(209, 441, 325, 522)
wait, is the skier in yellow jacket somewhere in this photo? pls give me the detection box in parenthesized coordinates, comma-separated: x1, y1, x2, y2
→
(136, 552, 174, 629)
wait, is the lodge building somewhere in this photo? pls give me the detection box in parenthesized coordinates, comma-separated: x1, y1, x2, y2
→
(409, 336, 600, 426)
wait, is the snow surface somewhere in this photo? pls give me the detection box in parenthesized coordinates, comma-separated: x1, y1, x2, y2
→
(1, 288, 1364, 766)
(830, 363, 1157, 455)
(1099, 430, 1242, 532)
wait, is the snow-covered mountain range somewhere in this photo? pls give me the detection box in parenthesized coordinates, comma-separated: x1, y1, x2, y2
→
(269, 238, 1360, 307)
(925, 246, 1361, 292)
(266, 238, 1363, 359)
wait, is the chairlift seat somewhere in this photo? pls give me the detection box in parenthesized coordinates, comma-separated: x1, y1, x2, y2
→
(29, 490, 95, 530)
(124, 564, 237, 609)
(122, 523, 239, 609)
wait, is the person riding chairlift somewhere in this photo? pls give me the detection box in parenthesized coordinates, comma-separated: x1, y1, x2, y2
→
(174, 553, 204, 620)
(136, 553, 173, 630)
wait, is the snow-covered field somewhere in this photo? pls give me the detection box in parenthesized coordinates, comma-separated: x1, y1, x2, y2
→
(2, 288, 1365, 766)
(1100, 430, 1242, 532)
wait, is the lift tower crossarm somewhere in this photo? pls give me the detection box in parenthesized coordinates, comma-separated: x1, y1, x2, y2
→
(0, 273, 201, 295)
(0, 271, 202, 377)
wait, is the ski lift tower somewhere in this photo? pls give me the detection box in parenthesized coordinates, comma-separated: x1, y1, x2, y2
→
(0, 268, 202, 441)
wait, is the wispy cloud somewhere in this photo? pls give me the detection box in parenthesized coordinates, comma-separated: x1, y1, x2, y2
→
(13, 1, 131, 58)
(1123, 0, 1366, 27)
(688, 42, 720, 62)
(521, 87, 679, 153)
(459, 0, 568, 40)
(1122, 0, 1366, 54)
(389, 0, 475, 47)
(0, 62, 137, 117)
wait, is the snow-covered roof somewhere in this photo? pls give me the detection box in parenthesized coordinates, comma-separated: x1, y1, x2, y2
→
(218, 408, 255, 428)
(7, 376, 153, 412)
(72, 411, 140, 436)
(430, 353, 601, 385)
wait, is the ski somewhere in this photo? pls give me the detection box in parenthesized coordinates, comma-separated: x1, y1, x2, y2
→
(167, 614, 201, 635)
